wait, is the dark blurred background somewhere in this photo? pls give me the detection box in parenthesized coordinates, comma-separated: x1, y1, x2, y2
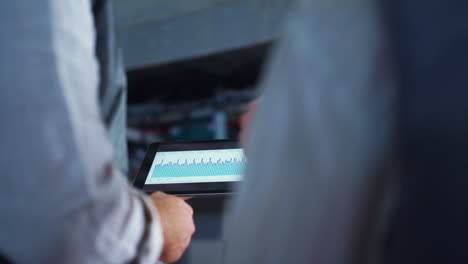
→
(113, 1, 290, 263)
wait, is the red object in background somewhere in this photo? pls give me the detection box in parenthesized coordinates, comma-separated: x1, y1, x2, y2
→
(239, 99, 260, 147)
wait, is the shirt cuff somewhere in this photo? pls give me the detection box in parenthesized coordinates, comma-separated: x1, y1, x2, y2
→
(131, 190, 164, 264)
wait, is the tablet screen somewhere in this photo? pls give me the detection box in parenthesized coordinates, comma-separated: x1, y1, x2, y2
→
(135, 140, 244, 195)
(145, 148, 245, 185)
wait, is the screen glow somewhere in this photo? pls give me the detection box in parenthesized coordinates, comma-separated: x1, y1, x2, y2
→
(145, 148, 245, 184)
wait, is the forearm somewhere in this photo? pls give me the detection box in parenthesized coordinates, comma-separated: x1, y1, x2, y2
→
(0, 0, 162, 263)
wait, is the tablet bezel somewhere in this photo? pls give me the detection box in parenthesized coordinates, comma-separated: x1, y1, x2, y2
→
(133, 139, 242, 196)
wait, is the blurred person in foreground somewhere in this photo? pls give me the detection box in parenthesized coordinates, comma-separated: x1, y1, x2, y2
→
(0, 0, 194, 263)
(227, 0, 468, 263)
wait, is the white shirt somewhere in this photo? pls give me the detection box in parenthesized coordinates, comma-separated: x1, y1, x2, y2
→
(0, 0, 163, 263)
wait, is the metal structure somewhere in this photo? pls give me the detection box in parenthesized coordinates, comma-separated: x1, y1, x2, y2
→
(114, 0, 290, 70)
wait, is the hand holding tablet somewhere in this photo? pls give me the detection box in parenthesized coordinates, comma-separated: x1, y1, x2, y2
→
(150, 192, 195, 263)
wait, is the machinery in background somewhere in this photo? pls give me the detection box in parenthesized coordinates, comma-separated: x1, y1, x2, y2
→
(127, 88, 258, 181)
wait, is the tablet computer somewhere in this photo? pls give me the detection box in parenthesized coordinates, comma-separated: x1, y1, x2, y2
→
(133, 139, 245, 196)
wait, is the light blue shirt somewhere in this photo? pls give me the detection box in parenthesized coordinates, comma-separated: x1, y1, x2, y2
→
(0, 0, 162, 263)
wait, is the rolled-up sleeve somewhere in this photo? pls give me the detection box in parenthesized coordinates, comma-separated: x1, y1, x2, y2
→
(0, 0, 162, 263)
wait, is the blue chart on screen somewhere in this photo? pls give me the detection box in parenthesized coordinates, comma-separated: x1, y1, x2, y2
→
(146, 149, 245, 184)
(152, 157, 245, 178)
